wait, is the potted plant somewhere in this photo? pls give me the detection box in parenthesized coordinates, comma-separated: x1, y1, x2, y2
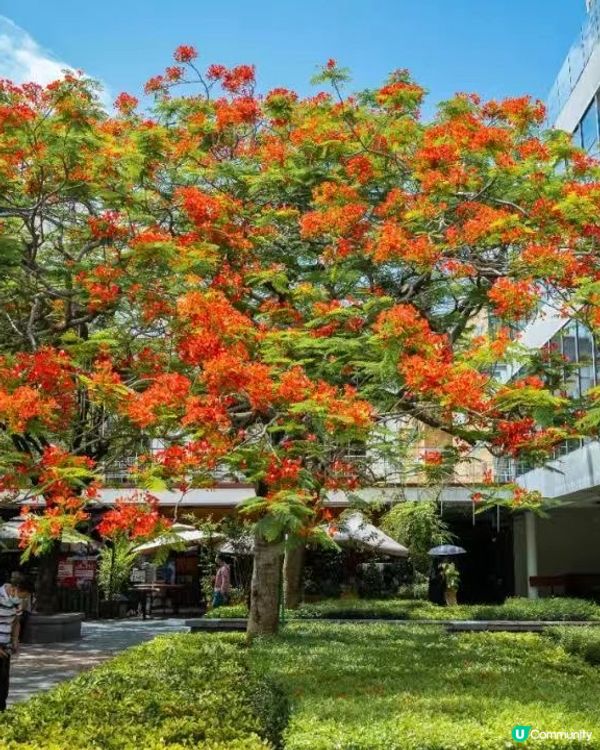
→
(98, 538, 138, 618)
(440, 561, 460, 606)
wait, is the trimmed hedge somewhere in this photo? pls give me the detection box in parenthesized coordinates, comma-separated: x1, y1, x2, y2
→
(206, 596, 600, 622)
(206, 604, 250, 619)
(251, 622, 600, 750)
(295, 596, 600, 621)
(1, 633, 288, 750)
(547, 626, 600, 666)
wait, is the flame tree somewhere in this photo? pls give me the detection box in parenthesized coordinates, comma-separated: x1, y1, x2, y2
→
(2, 46, 600, 631)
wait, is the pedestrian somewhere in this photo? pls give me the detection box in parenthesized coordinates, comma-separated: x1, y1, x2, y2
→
(212, 555, 231, 609)
(10, 572, 32, 643)
(0, 573, 31, 711)
(427, 561, 445, 606)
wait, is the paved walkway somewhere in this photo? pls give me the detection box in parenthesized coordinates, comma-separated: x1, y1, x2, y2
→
(8, 618, 187, 706)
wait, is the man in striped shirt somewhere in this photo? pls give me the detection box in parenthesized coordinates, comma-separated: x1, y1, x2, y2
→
(0, 575, 29, 711)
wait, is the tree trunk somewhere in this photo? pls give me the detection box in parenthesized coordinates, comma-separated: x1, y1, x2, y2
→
(247, 532, 282, 639)
(283, 542, 305, 610)
(35, 543, 60, 614)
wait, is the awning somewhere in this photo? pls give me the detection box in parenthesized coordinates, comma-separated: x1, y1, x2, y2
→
(134, 523, 223, 554)
(330, 513, 408, 558)
(218, 514, 408, 558)
(219, 535, 254, 555)
(0, 519, 22, 541)
(0, 517, 99, 551)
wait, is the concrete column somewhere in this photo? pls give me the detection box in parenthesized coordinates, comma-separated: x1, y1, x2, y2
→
(525, 512, 538, 599)
(512, 515, 527, 596)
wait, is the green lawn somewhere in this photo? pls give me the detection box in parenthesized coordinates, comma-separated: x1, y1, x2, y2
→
(5, 622, 600, 749)
(251, 622, 600, 749)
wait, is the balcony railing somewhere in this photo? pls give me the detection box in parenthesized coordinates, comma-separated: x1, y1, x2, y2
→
(101, 447, 493, 490)
(100, 457, 238, 488)
(496, 437, 594, 483)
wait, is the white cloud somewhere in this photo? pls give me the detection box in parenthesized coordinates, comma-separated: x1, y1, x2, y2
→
(0, 16, 74, 85)
(0, 16, 111, 106)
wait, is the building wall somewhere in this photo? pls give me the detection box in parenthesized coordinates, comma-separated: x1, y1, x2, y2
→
(514, 507, 600, 597)
(536, 506, 600, 576)
(517, 441, 600, 499)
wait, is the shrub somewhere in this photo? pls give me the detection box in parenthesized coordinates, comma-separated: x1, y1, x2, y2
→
(302, 547, 345, 598)
(295, 598, 412, 620)
(381, 500, 453, 574)
(356, 561, 388, 599)
(205, 604, 249, 619)
(397, 572, 429, 600)
(547, 626, 600, 665)
(98, 537, 138, 602)
(469, 596, 600, 622)
(293, 596, 600, 621)
(247, 672, 290, 749)
(1, 633, 287, 750)
(205, 596, 600, 623)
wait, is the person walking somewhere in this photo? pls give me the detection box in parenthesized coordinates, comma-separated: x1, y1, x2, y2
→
(0, 574, 30, 711)
(212, 555, 231, 609)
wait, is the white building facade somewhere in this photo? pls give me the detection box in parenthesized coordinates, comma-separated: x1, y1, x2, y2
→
(512, 1, 600, 599)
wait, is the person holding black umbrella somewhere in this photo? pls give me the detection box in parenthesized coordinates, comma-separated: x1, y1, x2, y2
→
(428, 561, 445, 605)
(428, 546, 466, 606)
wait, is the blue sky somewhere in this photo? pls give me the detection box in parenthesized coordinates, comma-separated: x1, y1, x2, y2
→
(0, 1, 588, 114)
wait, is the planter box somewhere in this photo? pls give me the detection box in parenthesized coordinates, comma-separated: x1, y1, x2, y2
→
(21, 612, 83, 644)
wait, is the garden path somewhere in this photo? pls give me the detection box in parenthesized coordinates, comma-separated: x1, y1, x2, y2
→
(7, 618, 187, 706)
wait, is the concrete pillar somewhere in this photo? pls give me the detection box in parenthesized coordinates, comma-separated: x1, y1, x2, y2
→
(512, 515, 527, 596)
(525, 512, 538, 599)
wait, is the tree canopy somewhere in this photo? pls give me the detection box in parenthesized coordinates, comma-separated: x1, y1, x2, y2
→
(2, 45, 600, 630)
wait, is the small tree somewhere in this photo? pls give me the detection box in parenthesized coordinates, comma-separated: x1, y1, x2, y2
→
(96, 493, 171, 610)
(97, 538, 138, 605)
(382, 501, 453, 576)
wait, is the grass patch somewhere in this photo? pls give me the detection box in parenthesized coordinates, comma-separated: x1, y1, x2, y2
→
(1, 632, 288, 750)
(547, 626, 600, 666)
(206, 603, 250, 619)
(206, 596, 600, 622)
(251, 622, 600, 749)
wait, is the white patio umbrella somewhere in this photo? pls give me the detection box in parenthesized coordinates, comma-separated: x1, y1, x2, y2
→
(330, 513, 409, 558)
(219, 535, 255, 555)
(0, 519, 22, 541)
(0, 517, 100, 551)
(134, 523, 223, 554)
(219, 513, 408, 557)
(218, 515, 408, 558)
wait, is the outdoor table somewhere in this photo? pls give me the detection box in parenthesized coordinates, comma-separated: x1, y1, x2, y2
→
(132, 584, 185, 619)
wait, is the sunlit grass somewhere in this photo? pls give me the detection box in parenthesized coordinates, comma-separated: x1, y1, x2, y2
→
(251, 622, 600, 749)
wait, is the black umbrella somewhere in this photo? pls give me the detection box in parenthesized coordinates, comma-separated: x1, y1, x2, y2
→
(428, 544, 466, 557)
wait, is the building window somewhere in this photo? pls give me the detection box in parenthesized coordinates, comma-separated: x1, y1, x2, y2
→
(580, 98, 599, 152)
(560, 321, 580, 397)
(577, 322, 596, 393)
